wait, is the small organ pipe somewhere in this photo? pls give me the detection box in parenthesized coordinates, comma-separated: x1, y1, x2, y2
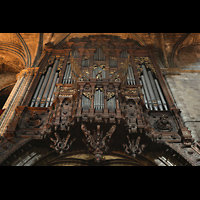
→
(35, 66, 52, 107)
(30, 75, 44, 107)
(154, 79, 168, 110)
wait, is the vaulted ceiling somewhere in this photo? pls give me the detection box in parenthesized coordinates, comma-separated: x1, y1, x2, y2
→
(0, 33, 200, 94)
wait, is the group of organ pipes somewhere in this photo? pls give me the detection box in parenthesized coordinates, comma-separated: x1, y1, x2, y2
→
(30, 53, 168, 114)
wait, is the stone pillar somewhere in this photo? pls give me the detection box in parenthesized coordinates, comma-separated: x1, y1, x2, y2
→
(0, 67, 38, 136)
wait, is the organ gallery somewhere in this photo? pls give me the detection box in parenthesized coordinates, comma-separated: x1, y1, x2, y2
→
(0, 33, 200, 166)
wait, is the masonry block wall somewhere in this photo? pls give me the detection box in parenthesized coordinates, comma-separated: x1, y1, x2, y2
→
(165, 73, 200, 141)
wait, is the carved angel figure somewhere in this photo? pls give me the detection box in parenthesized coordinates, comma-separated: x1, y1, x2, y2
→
(81, 123, 116, 162)
(123, 135, 145, 158)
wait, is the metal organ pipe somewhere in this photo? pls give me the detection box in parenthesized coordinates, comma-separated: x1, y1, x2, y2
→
(127, 65, 135, 85)
(148, 71, 164, 111)
(94, 89, 104, 110)
(98, 90, 101, 110)
(140, 80, 149, 109)
(45, 72, 58, 107)
(34, 66, 52, 107)
(141, 75, 153, 110)
(129, 66, 135, 85)
(30, 75, 44, 107)
(50, 77, 59, 107)
(40, 59, 59, 107)
(63, 63, 69, 83)
(62, 63, 73, 84)
(154, 79, 168, 110)
(141, 65, 158, 111)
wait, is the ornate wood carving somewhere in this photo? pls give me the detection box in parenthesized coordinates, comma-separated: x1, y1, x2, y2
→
(81, 123, 116, 162)
(1, 35, 198, 166)
(50, 132, 75, 154)
(123, 135, 145, 158)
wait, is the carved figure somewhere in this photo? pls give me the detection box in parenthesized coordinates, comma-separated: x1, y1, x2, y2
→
(25, 111, 43, 128)
(154, 114, 172, 132)
(96, 71, 102, 81)
(50, 132, 76, 154)
(81, 123, 116, 162)
(123, 135, 145, 158)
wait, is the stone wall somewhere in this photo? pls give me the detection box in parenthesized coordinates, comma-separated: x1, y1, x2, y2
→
(165, 73, 200, 141)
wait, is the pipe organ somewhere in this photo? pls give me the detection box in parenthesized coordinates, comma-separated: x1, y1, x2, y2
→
(29, 37, 172, 114)
(4, 35, 194, 165)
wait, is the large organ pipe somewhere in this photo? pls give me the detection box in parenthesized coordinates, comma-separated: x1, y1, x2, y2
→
(50, 77, 59, 106)
(141, 75, 153, 110)
(154, 79, 168, 110)
(30, 75, 44, 107)
(141, 65, 158, 110)
(94, 90, 97, 110)
(148, 71, 163, 111)
(86, 96, 91, 109)
(68, 64, 72, 83)
(82, 95, 86, 109)
(45, 72, 58, 107)
(98, 90, 100, 110)
(35, 66, 52, 107)
(82, 94, 91, 110)
(66, 63, 71, 83)
(40, 59, 59, 107)
(127, 66, 131, 85)
(140, 80, 149, 109)
(108, 97, 116, 111)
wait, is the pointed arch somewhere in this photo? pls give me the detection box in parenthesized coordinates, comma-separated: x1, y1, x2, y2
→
(15, 33, 32, 68)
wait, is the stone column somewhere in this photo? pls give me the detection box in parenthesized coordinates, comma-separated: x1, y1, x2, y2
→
(0, 67, 38, 136)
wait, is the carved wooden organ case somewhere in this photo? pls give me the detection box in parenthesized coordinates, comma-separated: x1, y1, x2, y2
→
(4, 35, 194, 164)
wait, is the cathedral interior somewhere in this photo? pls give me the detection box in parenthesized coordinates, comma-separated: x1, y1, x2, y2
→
(0, 33, 200, 166)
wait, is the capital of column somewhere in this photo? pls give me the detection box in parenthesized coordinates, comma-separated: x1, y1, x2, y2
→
(16, 67, 39, 80)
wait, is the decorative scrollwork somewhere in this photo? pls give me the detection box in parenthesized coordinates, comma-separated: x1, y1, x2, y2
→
(154, 114, 172, 132)
(25, 111, 43, 128)
(81, 123, 116, 162)
(123, 135, 145, 158)
(50, 132, 76, 154)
